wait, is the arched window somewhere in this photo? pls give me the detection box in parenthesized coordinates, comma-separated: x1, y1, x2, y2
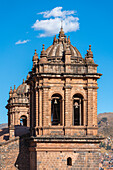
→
(73, 94, 83, 126)
(67, 157, 72, 166)
(51, 94, 62, 125)
(20, 115, 27, 126)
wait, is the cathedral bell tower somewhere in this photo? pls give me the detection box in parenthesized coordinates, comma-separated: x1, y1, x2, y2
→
(27, 28, 103, 169)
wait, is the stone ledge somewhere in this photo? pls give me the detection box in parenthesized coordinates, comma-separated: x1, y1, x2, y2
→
(29, 136, 104, 143)
(34, 126, 98, 130)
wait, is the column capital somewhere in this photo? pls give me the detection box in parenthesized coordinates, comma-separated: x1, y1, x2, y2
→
(63, 85, 72, 89)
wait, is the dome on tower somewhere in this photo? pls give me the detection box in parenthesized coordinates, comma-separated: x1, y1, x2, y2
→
(16, 80, 29, 94)
(45, 28, 82, 58)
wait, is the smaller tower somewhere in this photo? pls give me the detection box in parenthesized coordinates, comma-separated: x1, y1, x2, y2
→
(6, 80, 30, 138)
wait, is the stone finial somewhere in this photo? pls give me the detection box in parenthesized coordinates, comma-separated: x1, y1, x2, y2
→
(53, 35, 57, 45)
(13, 85, 16, 93)
(9, 87, 13, 94)
(85, 45, 94, 63)
(23, 79, 25, 84)
(86, 45, 93, 58)
(27, 74, 30, 80)
(65, 36, 67, 43)
(67, 36, 71, 44)
(42, 44, 45, 51)
(33, 49, 38, 61)
(41, 44, 47, 57)
(89, 45, 91, 51)
(58, 27, 65, 39)
(34, 49, 37, 55)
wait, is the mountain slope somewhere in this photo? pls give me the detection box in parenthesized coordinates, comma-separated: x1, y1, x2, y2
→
(98, 112, 113, 137)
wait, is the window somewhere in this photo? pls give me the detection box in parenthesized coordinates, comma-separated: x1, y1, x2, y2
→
(20, 115, 27, 126)
(51, 94, 62, 125)
(73, 94, 83, 126)
(67, 157, 72, 166)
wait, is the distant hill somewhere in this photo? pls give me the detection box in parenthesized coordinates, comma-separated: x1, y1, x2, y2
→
(98, 112, 113, 137)
(0, 123, 8, 130)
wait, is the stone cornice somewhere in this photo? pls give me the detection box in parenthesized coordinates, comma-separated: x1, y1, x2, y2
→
(63, 85, 72, 89)
(37, 63, 98, 67)
(35, 86, 51, 90)
(36, 73, 102, 77)
(83, 86, 99, 90)
(30, 136, 104, 143)
(6, 103, 29, 107)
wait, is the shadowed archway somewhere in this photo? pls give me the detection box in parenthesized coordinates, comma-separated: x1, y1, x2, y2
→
(51, 94, 62, 125)
(73, 94, 84, 126)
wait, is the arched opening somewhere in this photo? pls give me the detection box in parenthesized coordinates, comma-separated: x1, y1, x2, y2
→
(67, 157, 72, 166)
(51, 94, 62, 125)
(20, 115, 27, 126)
(73, 94, 83, 126)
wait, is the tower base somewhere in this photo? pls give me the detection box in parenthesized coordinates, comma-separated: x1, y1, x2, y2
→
(29, 136, 103, 170)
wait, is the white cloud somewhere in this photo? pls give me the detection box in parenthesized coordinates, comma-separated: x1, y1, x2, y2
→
(32, 7, 79, 37)
(15, 39, 30, 45)
(38, 7, 76, 19)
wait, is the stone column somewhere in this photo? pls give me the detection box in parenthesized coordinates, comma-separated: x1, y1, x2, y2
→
(83, 99, 87, 126)
(30, 86, 34, 136)
(64, 86, 72, 126)
(9, 111, 15, 139)
(87, 86, 94, 135)
(42, 86, 49, 127)
(79, 99, 82, 126)
(9, 124, 15, 139)
(87, 88, 93, 126)
(62, 99, 64, 126)
(14, 111, 18, 125)
(12, 112, 15, 125)
(93, 88, 98, 126)
(27, 111, 30, 127)
(35, 88, 39, 127)
(39, 87, 42, 127)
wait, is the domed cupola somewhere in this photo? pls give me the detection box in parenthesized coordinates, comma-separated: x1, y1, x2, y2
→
(43, 27, 83, 63)
(16, 79, 29, 95)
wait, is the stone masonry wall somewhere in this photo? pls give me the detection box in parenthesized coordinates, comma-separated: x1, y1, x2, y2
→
(35, 151, 99, 170)
(0, 136, 30, 170)
(29, 139, 101, 170)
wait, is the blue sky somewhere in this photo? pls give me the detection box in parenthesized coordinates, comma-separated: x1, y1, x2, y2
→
(0, 0, 113, 124)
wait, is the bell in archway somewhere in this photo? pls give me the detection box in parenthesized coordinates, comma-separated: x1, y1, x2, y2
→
(54, 99, 57, 104)
(74, 102, 78, 108)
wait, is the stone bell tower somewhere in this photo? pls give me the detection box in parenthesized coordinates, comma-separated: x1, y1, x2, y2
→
(27, 28, 103, 169)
